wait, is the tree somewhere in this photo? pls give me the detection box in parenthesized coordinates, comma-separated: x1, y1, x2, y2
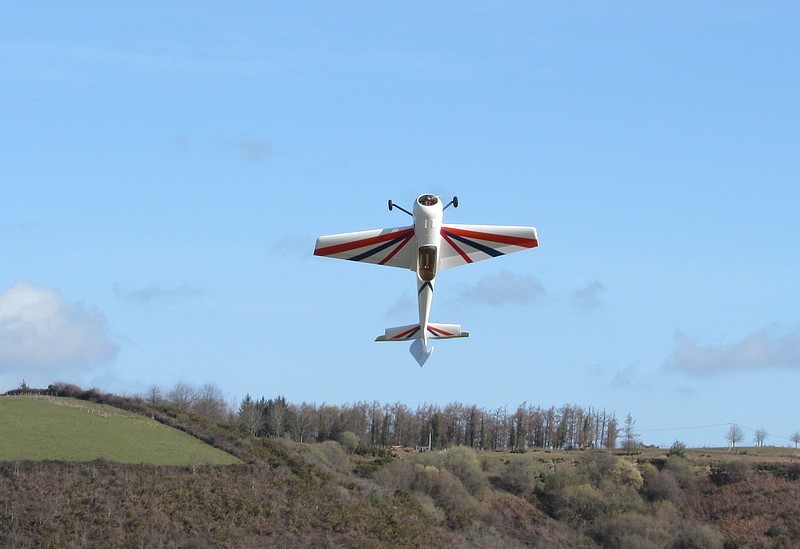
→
(193, 382, 228, 421)
(754, 427, 767, 447)
(167, 381, 196, 410)
(145, 384, 162, 405)
(605, 417, 618, 450)
(622, 413, 639, 454)
(791, 431, 800, 449)
(379, 409, 391, 447)
(263, 396, 289, 437)
(726, 424, 744, 450)
(238, 394, 263, 436)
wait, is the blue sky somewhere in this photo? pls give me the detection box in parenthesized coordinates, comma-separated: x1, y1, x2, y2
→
(1, 3, 798, 447)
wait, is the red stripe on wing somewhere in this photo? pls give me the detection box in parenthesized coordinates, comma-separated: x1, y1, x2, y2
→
(393, 325, 421, 339)
(440, 230, 473, 264)
(379, 231, 414, 265)
(442, 226, 538, 248)
(315, 228, 414, 257)
(428, 325, 456, 337)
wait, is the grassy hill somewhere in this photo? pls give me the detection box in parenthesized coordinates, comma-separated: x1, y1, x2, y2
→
(0, 396, 241, 465)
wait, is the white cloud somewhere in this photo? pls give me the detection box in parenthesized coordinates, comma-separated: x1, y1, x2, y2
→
(667, 326, 800, 375)
(573, 279, 605, 311)
(458, 270, 545, 307)
(0, 283, 119, 374)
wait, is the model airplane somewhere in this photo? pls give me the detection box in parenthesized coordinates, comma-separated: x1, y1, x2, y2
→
(314, 194, 538, 366)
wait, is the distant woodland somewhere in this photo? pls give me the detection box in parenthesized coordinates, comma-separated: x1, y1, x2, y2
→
(70, 380, 623, 452)
(2, 381, 800, 547)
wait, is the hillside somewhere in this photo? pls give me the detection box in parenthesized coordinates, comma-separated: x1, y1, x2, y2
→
(0, 396, 240, 465)
(2, 389, 800, 547)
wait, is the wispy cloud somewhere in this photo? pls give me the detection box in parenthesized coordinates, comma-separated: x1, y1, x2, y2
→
(269, 234, 312, 258)
(173, 134, 274, 164)
(610, 363, 638, 388)
(573, 279, 605, 311)
(458, 271, 545, 307)
(115, 283, 202, 305)
(666, 326, 800, 375)
(385, 294, 416, 318)
(0, 282, 118, 372)
(227, 136, 273, 164)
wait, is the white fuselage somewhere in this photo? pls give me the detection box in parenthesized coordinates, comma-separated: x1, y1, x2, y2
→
(412, 194, 444, 346)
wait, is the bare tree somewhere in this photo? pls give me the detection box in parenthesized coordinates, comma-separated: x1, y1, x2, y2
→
(754, 427, 767, 447)
(145, 384, 162, 405)
(622, 413, 639, 454)
(726, 423, 745, 451)
(167, 381, 196, 410)
(791, 431, 800, 449)
(193, 382, 228, 421)
(605, 417, 618, 450)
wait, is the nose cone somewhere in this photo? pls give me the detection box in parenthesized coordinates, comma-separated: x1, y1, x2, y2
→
(413, 194, 443, 217)
(417, 194, 439, 207)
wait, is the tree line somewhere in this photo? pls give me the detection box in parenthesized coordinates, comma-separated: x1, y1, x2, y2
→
(141, 381, 621, 451)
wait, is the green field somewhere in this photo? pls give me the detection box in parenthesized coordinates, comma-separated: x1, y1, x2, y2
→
(0, 396, 241, 465)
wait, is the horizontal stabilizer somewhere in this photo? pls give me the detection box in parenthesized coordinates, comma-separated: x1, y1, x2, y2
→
(376, 323, 469, 342)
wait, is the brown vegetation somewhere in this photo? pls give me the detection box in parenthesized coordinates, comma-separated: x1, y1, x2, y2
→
(2, 384, 800, 547)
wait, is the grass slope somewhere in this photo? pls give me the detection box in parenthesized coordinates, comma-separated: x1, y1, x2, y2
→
(0, 396, 241, 465)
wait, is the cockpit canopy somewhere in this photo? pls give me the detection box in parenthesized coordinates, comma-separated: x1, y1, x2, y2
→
(418, 194, 439, 207)
(418, 245, 437, 281)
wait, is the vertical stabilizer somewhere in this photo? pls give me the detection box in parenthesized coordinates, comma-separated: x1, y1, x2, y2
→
(410, 339, 433, 367)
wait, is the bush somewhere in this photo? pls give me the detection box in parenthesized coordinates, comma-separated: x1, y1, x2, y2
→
(308, 440, 351, 473)
(668, 440, 687, 459)
(373, 459, 415, 492)
(412, 466, 481, 529)
(643, 469, 684, 506)
(417, 446, 488, 497)
(612, 459, 643, 491)
(337, 431, 360, 454)
(710, 460, 753, 486)
(554, 483, 609, 524)
(492, 458, 543, 498)
(577, 450, 618, 488)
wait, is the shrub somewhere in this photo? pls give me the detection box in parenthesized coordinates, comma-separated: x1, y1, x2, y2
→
(554, 483, 609, 524)
(612, 459, 643, 491)
(577, 450, 618, 488)
(412, 466, 480, 529)
(668, 440, 687, 459)
(337, 431, 360, 454)
(710, 460, 753, 486)
(373, 459, 415, 492)
(309, 440, 350, 473)
(418, 446, 488, 497)
(643, 470, 684, 506)
(492, 458, 544, 498)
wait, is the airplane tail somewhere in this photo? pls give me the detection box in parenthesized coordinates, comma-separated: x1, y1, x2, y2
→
(376, 323, 469, 367)
(375, 323, 469, 342)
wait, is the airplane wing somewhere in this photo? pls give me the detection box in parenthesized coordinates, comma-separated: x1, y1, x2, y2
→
(439, 224, 538, 269)
(314, 226, 415, 269)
